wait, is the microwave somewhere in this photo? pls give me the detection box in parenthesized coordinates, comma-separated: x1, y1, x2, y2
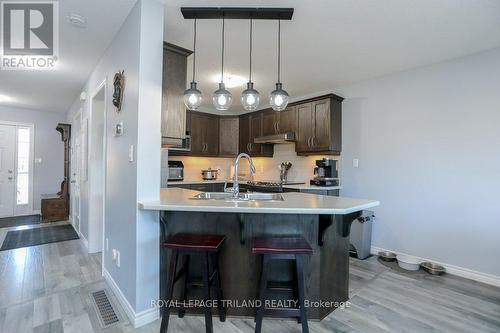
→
(163, 135, 191, 152)
(168, 161, 184, 181)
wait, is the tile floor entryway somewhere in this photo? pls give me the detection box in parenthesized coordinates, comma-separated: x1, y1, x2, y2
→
(0, 221, 499, 333)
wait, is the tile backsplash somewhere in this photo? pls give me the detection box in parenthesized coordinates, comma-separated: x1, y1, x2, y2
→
(162, 143, 341, 186)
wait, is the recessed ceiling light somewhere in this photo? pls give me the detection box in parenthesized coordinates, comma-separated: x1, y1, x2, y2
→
(212, 73, 246, 89)
(0, 94, 12, 103)
(66, 13, 87, 28)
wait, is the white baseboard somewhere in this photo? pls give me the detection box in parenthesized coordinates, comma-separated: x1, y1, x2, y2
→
(103, 268, 159, 328)
(371, 246, 500, 288)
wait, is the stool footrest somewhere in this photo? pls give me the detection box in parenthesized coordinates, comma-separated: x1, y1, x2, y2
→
(261, 307, 300, 318)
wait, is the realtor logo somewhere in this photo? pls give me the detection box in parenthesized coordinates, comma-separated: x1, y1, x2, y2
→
(1, 1, 59, 70)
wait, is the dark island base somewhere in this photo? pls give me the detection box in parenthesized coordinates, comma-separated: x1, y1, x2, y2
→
(159, 211, 361, 320)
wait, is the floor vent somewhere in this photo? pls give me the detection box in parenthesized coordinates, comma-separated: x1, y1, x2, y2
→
(91, 289, 120, 328)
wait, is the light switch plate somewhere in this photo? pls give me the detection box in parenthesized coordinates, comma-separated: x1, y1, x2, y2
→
(353, 158, 359, 168)
(114, 122, 123, 136)
(128, 145, 134, 162)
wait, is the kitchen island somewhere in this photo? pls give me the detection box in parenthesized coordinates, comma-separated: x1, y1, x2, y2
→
(139, 188, 379, 320)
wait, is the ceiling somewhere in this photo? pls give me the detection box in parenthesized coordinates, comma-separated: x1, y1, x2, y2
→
(0, 0, 137, 113)
(164, 0, 500, 113)
(1, 0, 500, 114)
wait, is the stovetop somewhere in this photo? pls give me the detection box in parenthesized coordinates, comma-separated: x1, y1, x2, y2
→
(246, 181, 306, 193)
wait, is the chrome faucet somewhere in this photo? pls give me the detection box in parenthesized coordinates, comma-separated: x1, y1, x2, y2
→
(226, 153, 256, 198)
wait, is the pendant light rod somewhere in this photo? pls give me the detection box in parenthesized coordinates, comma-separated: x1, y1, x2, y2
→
(277, 19, 281, 83)
(221, 16, 225, 83)
(249, 18, 253, 82)
(192, 18, 197, 82)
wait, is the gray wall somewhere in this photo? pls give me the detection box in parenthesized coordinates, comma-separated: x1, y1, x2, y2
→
(67, 0, 162, 317)
(0, 106, 64, 212)
(339, 47, 500, 277)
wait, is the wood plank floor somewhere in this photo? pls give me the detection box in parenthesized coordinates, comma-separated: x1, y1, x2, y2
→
(1, 222, 499, 332)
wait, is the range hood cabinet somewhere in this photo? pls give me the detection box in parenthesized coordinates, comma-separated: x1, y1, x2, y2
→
(253, 132, 296, 144)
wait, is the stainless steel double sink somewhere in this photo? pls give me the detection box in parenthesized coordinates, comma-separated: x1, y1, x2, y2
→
(192, 192, 284, 201)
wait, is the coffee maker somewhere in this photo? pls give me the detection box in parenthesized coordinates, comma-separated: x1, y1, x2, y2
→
(310, 158, 339, 186)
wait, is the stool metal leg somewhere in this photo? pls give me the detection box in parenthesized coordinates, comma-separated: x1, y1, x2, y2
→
(160, 250, 178, 333)
(212, 252, 226, 322)
(201, 252, 213, 333)
(178, 254, 190, 318)
(295, 255, 309, 333)
(255, 254, 270, 333)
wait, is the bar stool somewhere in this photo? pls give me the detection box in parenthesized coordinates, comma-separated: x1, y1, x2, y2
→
(160, 233, 226, 333)
(252, 237, 313, 333)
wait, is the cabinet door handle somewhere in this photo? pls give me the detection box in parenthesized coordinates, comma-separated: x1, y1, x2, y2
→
(312, 136, 317, 147)
(307, 136, 312, 148)
(275, 122, 279, 134)
(247, 143, 251, 152)
(277, 122, 280, 134)
(249, 143, 253, 152)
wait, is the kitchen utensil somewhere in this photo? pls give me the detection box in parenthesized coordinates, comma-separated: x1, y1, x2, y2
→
(201, 168, 220, 180)
(279, 162, 292, 183)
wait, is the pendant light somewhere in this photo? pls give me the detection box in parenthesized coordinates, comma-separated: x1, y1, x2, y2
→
(269, 20, 289, 111)
(213, 17, 232, 111)
(183, 19, 202, 110)
(241, 18, 260, 111)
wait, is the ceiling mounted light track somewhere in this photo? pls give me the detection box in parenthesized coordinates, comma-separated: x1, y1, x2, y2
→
(183, 18, 202, 110)
(181, 7, 293, 20)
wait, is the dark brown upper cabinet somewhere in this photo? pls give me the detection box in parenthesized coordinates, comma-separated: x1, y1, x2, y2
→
(219, 116, 239, 157)
(295, 95, 343, 155)
(189, 111, 219, 156)
(161, 43, 192, 147)
(261, 106, 298, 136)
(239, 112, 273, 157)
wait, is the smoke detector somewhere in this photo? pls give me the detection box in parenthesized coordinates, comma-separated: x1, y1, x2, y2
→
(66, 13, 87, 28)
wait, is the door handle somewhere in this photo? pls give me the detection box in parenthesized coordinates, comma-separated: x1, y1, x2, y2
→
(276, 122, 280, 134)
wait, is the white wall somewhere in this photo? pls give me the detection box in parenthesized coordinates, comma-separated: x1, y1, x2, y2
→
(66, 0, 162, 325)
(339, 48, 500, 279)
(0, 106, 64, 212)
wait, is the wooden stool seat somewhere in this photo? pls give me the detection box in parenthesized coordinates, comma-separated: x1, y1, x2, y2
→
(252, 237, 313, 254)
(162, 233, 225, 252)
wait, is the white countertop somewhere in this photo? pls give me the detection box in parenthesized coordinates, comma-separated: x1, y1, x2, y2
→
(139, 188, 379, 215)
(166, 179, 342, 191)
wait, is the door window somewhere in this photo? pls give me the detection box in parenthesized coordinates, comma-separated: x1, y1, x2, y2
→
(16, 127, 30, 205)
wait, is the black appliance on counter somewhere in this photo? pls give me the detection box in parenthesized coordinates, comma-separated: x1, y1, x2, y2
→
(167, 161, 184, 181)
(310, 158, 339, 187)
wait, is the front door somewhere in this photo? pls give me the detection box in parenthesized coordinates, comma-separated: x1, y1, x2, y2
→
(71, 133, 81, 231)
(0, 124, 16, 217)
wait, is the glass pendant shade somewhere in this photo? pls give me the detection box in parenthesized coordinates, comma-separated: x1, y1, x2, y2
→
(183, 81, 202, 110)
(212, 83, 232, 110)
(270, 82, 289, 111)
(241, 82, 260, 111)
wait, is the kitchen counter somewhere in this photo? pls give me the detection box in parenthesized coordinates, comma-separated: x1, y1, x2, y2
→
(140, 188, 379, 320)
(139, 188, 378, 214)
